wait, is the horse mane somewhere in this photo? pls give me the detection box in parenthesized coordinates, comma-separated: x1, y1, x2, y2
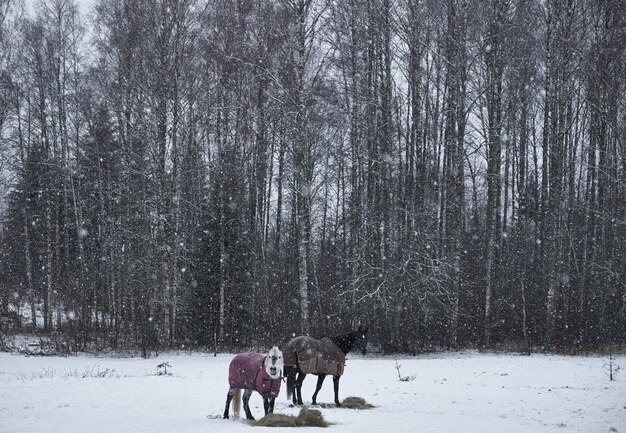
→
(329, 326, 368, 355)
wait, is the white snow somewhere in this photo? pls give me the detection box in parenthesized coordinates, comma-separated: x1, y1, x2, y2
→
(0, 351, 624, 433)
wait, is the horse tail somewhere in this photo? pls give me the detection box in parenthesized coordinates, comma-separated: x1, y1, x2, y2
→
(232, 388, 241, 418)
(284, 363, 296, 400)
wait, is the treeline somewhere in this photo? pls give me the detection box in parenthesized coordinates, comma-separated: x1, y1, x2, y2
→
(0, 0, 624, 354)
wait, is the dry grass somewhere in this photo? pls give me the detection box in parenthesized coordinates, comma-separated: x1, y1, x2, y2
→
(340, 396, 375, 409)
(252, 407, 328, 427)
(253, 413, 299, 427)
(317, 396, 375, 409)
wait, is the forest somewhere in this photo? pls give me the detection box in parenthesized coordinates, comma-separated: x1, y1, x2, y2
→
(0, 0, 624, 355)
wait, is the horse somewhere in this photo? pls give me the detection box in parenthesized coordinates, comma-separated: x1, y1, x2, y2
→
(283, 325, 368, 406)
(223, 346, 284, 420)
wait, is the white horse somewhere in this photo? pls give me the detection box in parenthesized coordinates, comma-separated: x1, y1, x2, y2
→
(223, 346, 284, 420)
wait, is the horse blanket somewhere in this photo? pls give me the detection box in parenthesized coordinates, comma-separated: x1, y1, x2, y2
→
(283, 336, 346, 376)
(228, 352, 282, 398)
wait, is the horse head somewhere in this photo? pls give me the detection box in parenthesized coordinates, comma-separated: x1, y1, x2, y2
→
(356, 325, 369, 355)
(264, 346, 283, 379)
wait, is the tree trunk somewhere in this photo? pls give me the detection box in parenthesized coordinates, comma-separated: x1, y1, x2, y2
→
(483, 0, 507, 347)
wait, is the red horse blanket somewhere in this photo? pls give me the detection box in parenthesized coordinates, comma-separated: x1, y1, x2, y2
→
(228, 352, 282, 398)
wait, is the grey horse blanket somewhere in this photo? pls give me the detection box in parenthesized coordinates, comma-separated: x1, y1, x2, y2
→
(283, 336, 346, 376)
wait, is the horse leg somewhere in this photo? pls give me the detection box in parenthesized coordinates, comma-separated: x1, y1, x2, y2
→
(285, 364, 297, 402)
(242, 389, 255, 420)
(269, 397, 275, 413)
(311, 374, 326, 405)
(289, 367, 301, 405)
(223, 387, 235, 419)
(333, 376, 341, 406)
(295, 372, 306, 405)
(263, 397, 270, 415)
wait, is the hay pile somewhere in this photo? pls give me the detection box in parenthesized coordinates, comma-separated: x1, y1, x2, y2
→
(253, 407, 328, 427)
(318, 396, 375, 409)
(340, 396, 375, 409)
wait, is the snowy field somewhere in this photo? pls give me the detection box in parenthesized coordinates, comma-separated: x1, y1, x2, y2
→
(0, 350, 624, 433)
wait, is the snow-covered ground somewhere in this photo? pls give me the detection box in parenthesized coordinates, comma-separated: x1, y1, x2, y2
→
(0, 350, 624, 433)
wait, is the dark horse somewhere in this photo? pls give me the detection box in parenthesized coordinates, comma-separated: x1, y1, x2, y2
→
(283, 325, 368, 406)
